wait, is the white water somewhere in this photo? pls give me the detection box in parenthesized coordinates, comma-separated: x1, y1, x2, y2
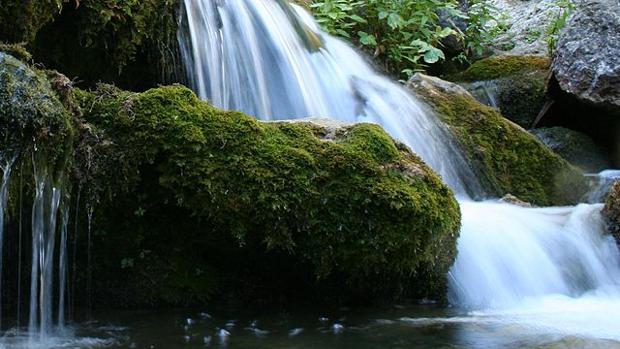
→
(29, 159, 63, 340)
(179, 0, 620, 343)
(0, 156, 16, 329)
(179, 0, 483, 197)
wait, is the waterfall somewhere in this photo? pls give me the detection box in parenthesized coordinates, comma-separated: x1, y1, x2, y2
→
(29, 156, 63, 339)
(449, 202, 620, 308)
(57, 207, 69, 328)
(179, 0, 483, 197)
(0, 155, 16, 329)
(179, 0, 620, 324)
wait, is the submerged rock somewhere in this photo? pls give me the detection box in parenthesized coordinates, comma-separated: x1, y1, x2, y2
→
(449, 56, 549, 128)
(408, 73, 586, 206)
(551, 0, 620, 113)
(77, 84, 461, 306)
(531, 127, 610, 173)
(499, 194, 533, 208)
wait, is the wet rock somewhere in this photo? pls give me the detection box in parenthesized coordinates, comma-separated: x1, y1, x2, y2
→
(408, 73, 586, 206)
(500, 194, 533, 208)
(531, 127, 610, 173)
(78, 84, 461, 306)
(451, 55, 550, 128)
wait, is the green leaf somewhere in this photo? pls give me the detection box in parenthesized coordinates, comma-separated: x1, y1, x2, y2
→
(422, 47, 445, 63)
(358, 31, 377, 46)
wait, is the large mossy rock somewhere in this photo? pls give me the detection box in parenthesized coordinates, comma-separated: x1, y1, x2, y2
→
(449, 56, 550, 128)
(551, 0, 620, 113)
(408, 73, 586, 206)
(531, 127, 610, 173)
(76, 84, 461, 306)
(0, 52, 73, 157)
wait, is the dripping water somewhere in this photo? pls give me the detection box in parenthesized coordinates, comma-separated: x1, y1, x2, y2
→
(57, 207, 69, 328)
(69, 187, 81, 323)
(86, 205, 94, 319)
(0, 155, 16, 330)
(29, 154, 63, 339)
(17, 162, 23, 327)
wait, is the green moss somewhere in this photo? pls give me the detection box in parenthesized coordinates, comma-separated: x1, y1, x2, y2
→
(450, 55, 550, 82)
(76, 84, 461, 305)
(0, 43, 33, 62)
(410, 74, 586, 206)
(0, 52, 74, 167)
(22, 0, 182, 90)
(462, 69, 548, 127)
(0, 0, 62, 43)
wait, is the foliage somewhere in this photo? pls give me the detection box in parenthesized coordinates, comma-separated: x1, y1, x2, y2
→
(310, 0, 502, 77)
(546, 0, 576, 54)
(462, 0, 507, 59)
(0, 0, 64, 43)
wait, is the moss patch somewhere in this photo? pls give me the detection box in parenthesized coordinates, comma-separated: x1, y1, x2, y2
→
(409, 74, 586, 206)
(0, 52, 74, 166)
(75, 84, 461, 306)
(0, 0, 183, 90)
(0, 0, 62, 43)
(450, 55, 550, 82)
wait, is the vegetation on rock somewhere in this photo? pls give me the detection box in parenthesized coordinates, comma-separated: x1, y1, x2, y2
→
(603, 180, 620, 245)
(0, 0, 183, 90)
(449, 56, 550, 128)
(408, 73, 586, 206)
(309, 0, 503, 77)
(75, 84, 461, 306)
(448, 55, 549, 81)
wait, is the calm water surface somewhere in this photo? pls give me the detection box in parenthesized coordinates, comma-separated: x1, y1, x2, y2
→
(38, 304, 617, 349)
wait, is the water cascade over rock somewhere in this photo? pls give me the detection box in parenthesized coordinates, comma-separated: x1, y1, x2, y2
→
(179, 0, 482, 197)
(0, 52, 74, 343)
(179, 0, 620, 339)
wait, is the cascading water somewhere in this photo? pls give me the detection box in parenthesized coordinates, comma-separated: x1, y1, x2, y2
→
(179, 0, 483, 197)
(57, 207, 69, 328)
(180, 0, 620, 341)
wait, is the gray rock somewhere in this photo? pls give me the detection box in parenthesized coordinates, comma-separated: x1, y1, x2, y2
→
(489, 0, 561, 56)
(530, 127, 610, 172)
(552, 0, 620, 111)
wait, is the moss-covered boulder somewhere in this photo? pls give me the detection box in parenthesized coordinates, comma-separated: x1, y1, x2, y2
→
(531, 127, 610, 173)
(408, 73, 586, 206)
(76, 84, 461, 306)
(448, 55, 550, 128)
(0, 52, 73, 160)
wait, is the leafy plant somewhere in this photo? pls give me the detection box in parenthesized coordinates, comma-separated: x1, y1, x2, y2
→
(546, 0, 575, 54)
(463, 0, 506, 58)
(310, 0, 502, 78)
